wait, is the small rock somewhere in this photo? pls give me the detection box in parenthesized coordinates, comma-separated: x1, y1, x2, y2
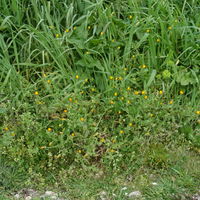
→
(14, 194, 20, 199)
(128, 191, 141, 198)
(44, 191, 58, 196)
(25, 196, 32, 200)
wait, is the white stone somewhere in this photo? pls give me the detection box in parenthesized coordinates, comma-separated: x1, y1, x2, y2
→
(128, 191, 141, 198)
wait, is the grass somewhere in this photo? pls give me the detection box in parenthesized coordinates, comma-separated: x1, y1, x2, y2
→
(0, 0, 200, 199)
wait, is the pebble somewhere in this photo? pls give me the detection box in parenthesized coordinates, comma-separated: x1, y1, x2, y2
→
(128, 191, 142, 198)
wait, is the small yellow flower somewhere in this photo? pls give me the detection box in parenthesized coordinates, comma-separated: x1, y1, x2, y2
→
(110, 149, 116, 153)
(88, 26, 91, 30)
(168, 26, 172, 30)
(156, 38, 161, 42)
(169, 100, 173, 104)
(112, 139, 116, 143)
(120, 130, 124, 134)
(124, 67, 128, 71)
(129, 15, 133, 19)
(49, 142, 53, 146)
(120, 96, 125, 100)
(4, 127, 9, 131)
(159, 90, 163, 95)
(117, 46, 121, 49)
(129, 122, 133, 127)
(65, 29, 69, 33)
(179, 90, 184, 95)
(110, 100, 115, 105)
(34, 91, 39, 95)
(100, 31, 104, 36)
(149, 113, 154, 117)
(80, 91, 84, 94)
(132, 55, 135, 59)
(47, 80, 51, 84)
(118, 77, 123, 81)
(69, 97, 73, 102)
(141, 90, 146, 95)
(144, 95, 148, 99)
(127, 100, 131, 104)
(134, 91, 139, 95)
(80, 117, 85, 122)
(75, 75, 79, 79)
(146, 29, 150, 33)
(43, 73, 47, 77)
(109, 76, 114, 80)
(114, 92, 118, 96)
(60, 118, 66, 121)
(118, 111, 122, 114)
(40, 146, 46, 149)
(71, 133, 75, 137)
(55, 33, 60, 38)
(100, 138, 105, 143)
(91, 88, 96, 92)
(84, 78, 89, 82)
(145, 132, 150, 136)
(175, 19, 178, 23)
(111, 39, 115, 42)
(77, 150, 82, 153)
(195, 111, 200, 115)
(11, 132, 16, 136)
(141, 64, 147, 68)
(127, 87, 131, 91)
(47, 128, 52, 132)
(73, 26, 77, 30)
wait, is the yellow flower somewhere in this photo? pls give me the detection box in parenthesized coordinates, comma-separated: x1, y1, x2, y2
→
(71, 133, 75, 137)
(118, 77, 123, 81)
(120, 97, 124, 100)
(129, 15, 133, 19)
(156, 38, 161, 42)
(34, 91, 39, 95)
(4, 127, 9, 131)
(120, 130, 124, 134)
(65, 29, 69, 33)
(88, 26, 91, 30)
(144, 95, 148, 99)
(100, 138, 105, 143)
(110, 100, 115, 105)
(129, 122, 133, 127)
(141, 90, 146, 95)
(75, 75, 79, 79)
(110, 149, 116, 153)
(80, 117, 85, 122)
(114, 92, 118, 96)
(132, 55, 135, 59)
(69, 97, 73, 102)
(146, 29, 150, 33)
(159, 90, 163, 95)
(49, 142, 53, 146)
(179, 90, 184, 95)
(168, 26, 172, 30)
(60, 118, 66, 121)
(91, 88, 96, 92)
(134, 91, 139, 95)
(112, 139, 116, 143)
(55, 33, 60, 38)
(80, 91, 84, 94)
(127, 87, 131, 91)
(47, 128, 52, 132)
(47, 80, 51, 84)
(169, 100, 173, 104)
(73, 26, 77, 30)
(100, 31, 104, 36)
(141, 64, 147, 68)
(109, 76, 114, 80)
(195, 111, 200, 115)
(117, 46, 121, 49)
(149, 113, 154, 117)
(127, 100, 131, 104)
(111, 39, 115, 42)
(124, 67, 128, 71)
(11, 132, 16, 136)
(77, 150, 82, 153)
(40, 146, 46, 149)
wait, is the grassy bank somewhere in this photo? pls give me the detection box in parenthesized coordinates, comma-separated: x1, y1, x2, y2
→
(0, 0, 200, 199)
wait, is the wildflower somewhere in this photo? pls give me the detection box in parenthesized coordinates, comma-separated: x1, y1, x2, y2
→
(43, 73, 47, 77)
(168, 26, 172, 30)
(141, 64, 147, 68)
(134, 91, 139, 95)
(129, 122, 133, 127)
(109, 76, 114, 80)
(129, 15, 133, 19)
(156, 38, 161, 42)
(149, 113, 154, 117)
(91, 88, 96, 92)
(120, 130, 124, 134)
(127, 100, 131, 104)
(175, 19, 178, 23)
(55, 33, 60, 38)
(47, 128, 52, 132)
(75, 75, 79, 79)
(159, 90, 163, 95)
(69, 97, 73, 102)
(195, 111, 200, 115)
(124, 67, 128, 71)
(110, 100, 115, 105)
(118, 111, 122, 114)
(179, 90, 184, 95)
(100, 138, 105, 143)
(80, 117, 85, 122)
(169, 100, 173, 104)
(100, 31, 104, 36)
(77, 150, 82, 153)
(60, 118, 66, 121)
(120, 97, 125, 100)
(144, 95, 148, 99)
(146, 29, 150, 33)
(59, 131, 64, 135)
(47, 80, 51, 84)
(118, 77, 123, 81)
(71, 133, 75, 137)
(4, 127, 9, 131)
(80, 91, 84, 94)
(112, 139, 116, 143)
(34, 91, 39, 95)
(73, 26, 77, 30)
(49, 142, 53, 146)
(84, 78, 88, 82)
(85, 51, 90, 55)
(141, 90, 146, 95)
(132, 55, 135, 59)
(65, 29, 69, 33)
(40, 146, 46, 149)
(111, 39, 115, 42)
(117, 46, 121, 49)
(110, 149, 116, 153)
(114, 92, 118, 96)
(11, 132, 16, 136)
(88, 26, 91, 30)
